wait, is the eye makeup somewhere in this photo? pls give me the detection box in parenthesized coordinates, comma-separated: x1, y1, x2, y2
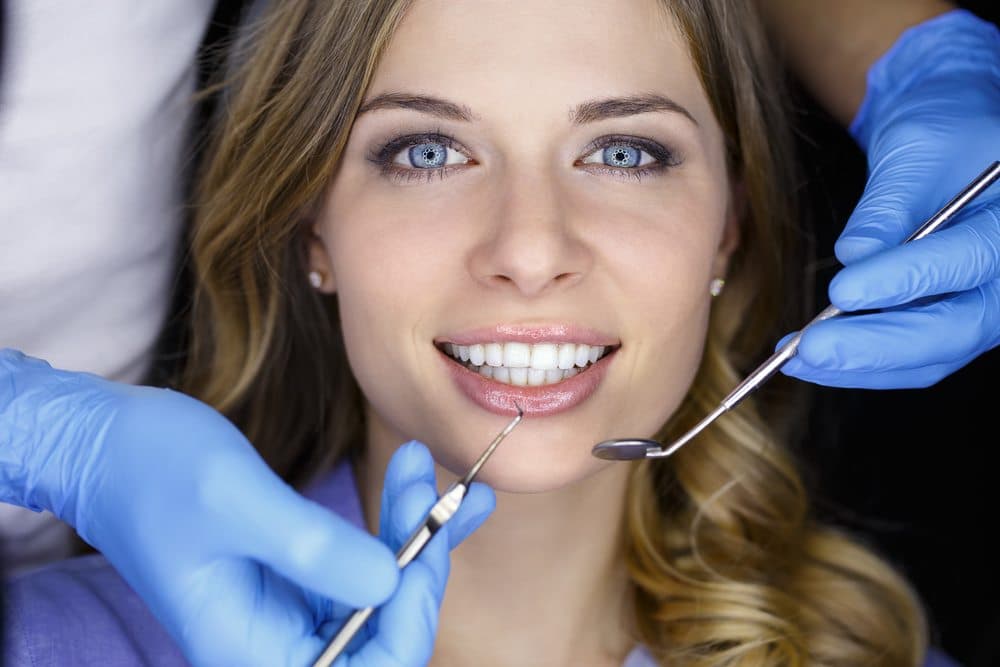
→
(365, 128, 683, 185)
(365, 128, 476, 184)
(576, 134, 682, 183)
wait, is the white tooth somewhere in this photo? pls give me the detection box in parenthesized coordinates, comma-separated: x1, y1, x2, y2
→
(458, 345, 470, 362)
(564, 367, 579, 379)
(575, 344, 591, 368)
(485, 343, 503, 367)
(527, 368, 546, 386)
(479, 365, 494, 379)
(529, 343, 558, 370)
(469, 344, 485, 366)
(493, 366, 510, 383)
(544, 369, 564, 384)
(448, 343, 458, 358)
(557, 344, 577, 370)
(588, 345, 604, 364)
(503, 342, 531, 368)
(509, 367, 528, 386)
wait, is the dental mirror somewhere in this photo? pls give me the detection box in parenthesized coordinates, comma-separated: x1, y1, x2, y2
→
(591, 438, 664, 460)
(592, 160, 1000, 462)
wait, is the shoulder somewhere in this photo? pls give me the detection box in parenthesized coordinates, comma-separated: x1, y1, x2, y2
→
(925, 647, 963, 667)
(3, 554, 187, 666)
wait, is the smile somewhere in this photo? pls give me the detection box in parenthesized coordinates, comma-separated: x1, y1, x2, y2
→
(434, 326, 621, 416)
(437, 341, 616, 386)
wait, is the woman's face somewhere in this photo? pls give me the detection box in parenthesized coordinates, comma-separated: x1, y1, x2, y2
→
(311, 0, 739, 492)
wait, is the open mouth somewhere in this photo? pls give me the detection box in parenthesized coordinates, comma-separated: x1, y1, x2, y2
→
(435, 341, 621, 387)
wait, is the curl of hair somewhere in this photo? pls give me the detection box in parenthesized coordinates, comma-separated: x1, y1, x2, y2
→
(183, 0, 928, 663)
(185, 0, 413, 482)
(626, 3, 927, 665)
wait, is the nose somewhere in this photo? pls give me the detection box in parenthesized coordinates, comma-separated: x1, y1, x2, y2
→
(467, 168, 592, 298)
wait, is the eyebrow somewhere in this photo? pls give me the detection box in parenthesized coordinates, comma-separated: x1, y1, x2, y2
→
(357, 91, 698, 126)
(571, 93, 698, 126)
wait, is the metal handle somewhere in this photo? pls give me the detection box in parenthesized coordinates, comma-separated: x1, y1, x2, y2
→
(722, 160, 1000, 414)
(312, 483, 466, 666)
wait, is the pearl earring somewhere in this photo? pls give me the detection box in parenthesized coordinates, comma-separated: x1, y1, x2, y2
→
(308, 271, 323, 289)
(709, 278, 725, 297)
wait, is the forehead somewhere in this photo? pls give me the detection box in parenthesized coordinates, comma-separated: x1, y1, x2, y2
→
(366, 0, 715, 129)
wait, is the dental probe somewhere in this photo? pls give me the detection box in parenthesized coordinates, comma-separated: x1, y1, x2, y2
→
(592, 160, 1000, 462)
(312, 405, 524, 667)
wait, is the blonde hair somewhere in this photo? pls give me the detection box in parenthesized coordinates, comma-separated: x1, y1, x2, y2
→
(184, 0, 928, 664)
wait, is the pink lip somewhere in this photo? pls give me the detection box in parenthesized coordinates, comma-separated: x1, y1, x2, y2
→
(438, 347, 617, 417)
(436, 323, 619, 346)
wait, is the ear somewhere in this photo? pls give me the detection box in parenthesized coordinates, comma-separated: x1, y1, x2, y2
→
(712, 179, 744, 278)
(305, 222, 337, 294)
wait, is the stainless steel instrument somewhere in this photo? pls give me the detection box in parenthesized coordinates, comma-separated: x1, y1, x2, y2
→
(312, 406, 524, 666)
(592, 161, 1000, 461)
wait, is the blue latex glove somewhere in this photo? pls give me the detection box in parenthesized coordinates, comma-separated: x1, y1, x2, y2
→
(0, 349, 495, 666)
(780, 10, 1000, 389)
(325, 441, 494, 666)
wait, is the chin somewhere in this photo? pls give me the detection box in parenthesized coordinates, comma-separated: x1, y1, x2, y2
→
(431, 429, 616, 494)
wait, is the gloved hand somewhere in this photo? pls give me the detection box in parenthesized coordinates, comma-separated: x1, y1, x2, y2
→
(0, 349, 494, 666)
(780, 9, 1000, 389)
(326, 440, 494, 666)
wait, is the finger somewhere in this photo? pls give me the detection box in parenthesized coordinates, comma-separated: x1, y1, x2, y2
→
(354, 461, 450, 666)
(380, 441, 495, 549)
(830, 202, 1000, 310)
(0, 348, 58, 372)
(444, 482, 495, 549)
(185, 566, 329, 667)
(795, 285, 1000, 374)
(0, 349, 89, 407)
(218, 457, 398, 608)
(835, 154, 939, 265)
(380, 441, 436, 544)
(774, 331, 798, 351)
(834, 150, 992, 265)
(347, 560, 440, 667)
(350, 486, 494, 666)
(381, 448, 494, 589)
(383, 476, 449, 600)
(385, 481, 439, 554)
(780, 354, 967, 389)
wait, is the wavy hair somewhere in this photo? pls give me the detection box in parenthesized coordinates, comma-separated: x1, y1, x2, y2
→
(183, 0, 928, 664)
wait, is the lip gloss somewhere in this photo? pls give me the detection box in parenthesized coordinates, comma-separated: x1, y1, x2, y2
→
(438, 347, 616, 417)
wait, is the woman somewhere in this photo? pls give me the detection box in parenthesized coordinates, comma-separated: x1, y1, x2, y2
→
(4, 0, 949, 665)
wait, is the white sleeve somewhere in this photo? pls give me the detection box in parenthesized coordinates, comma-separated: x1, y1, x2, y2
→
(0, 0, 215, 572)
(0, 0, 214, 385)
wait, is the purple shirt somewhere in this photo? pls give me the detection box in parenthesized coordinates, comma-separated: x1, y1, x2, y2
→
(2, 464, 960, 666)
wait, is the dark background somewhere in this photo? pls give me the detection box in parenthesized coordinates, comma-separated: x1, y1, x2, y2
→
(1, 2, 997, 666)
(785, 3, 999, 666)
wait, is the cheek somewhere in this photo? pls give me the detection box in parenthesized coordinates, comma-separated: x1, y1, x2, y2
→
(328, 183, 441, 312)
(594, 194, 724, 433)
(322, 187, 466, 393)
(597, 186, 725, 317)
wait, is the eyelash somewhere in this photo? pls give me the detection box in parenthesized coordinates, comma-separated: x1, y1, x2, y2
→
(365, 129, 681, 184)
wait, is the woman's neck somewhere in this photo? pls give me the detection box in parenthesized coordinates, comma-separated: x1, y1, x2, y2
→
(358, 428, 637, 667)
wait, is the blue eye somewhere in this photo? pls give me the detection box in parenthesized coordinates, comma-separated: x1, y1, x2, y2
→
(408, 142, 447, 168)
(581, 142, 657, 169)
(603, 145, 640, 167)
(369, 132, 676, 185)
(392, 140, 470, 169)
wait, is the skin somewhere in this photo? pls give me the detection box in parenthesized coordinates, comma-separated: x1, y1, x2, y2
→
(308, 0, 740, 663)
(755, 0, 954, 124)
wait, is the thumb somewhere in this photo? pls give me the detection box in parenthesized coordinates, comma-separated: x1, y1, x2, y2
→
(835, 152, 939, 266)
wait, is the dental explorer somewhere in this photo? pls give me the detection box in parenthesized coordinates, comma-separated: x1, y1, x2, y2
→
(312, 405, 524, 667)
(592, 160, 1000, 462)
